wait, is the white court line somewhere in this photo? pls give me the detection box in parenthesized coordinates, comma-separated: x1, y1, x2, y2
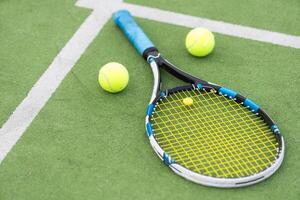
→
(0, 0, 299, 164)
(124, 4, 300, 49)
(78, 0, 300, 49)
(0, 8, 113, 163)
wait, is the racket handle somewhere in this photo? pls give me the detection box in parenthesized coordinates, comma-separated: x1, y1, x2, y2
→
(113, 10, 155, 56)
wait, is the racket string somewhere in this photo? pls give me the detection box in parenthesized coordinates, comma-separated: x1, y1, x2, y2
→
(155, 91, 250, 177)
(172, 90, 272, 176)
(155, 90, 276, 155)
(151, 89, 278, 178)
(154, 93, 256, 118)
(155, 93, 213, 172)
(157, 115, 200, 171)
(154, 91, 267, 134)
(198, 89, 277, 159)
(160, 92, 222, 175)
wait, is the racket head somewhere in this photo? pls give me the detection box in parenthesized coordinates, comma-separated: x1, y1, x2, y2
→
(113, 10, 284, 187)
(145, 83, 284, 188)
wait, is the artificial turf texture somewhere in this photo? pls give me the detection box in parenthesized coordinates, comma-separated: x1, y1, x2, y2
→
(0, 0, 89, 127)
(125, 0, 300, 35)
(0, 12, 299, 199)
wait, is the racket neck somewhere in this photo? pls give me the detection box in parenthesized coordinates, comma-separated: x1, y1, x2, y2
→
(162, 59, 207, 85)
(149, 60, 161, 102)
(145, 49, 207, 86)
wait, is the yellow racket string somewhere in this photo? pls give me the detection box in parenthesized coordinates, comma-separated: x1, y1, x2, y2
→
(151, 89, 278, 178)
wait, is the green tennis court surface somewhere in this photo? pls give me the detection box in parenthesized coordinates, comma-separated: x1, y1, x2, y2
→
(0, 0, 299, 199)
(125, 0, 300, 35)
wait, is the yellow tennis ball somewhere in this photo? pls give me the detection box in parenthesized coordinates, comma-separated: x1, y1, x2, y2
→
(185, 27, 215, 57)
(183, 97, 193, 106)
(98, 62, 129, 93)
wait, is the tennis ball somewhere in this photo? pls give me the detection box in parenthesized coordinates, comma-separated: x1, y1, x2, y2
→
(98, 62, 129, 93)
(183, 97, 193, 106)
(185, 27, 215, 57)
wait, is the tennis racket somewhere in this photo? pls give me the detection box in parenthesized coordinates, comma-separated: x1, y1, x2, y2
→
(113, 10, 284, 188)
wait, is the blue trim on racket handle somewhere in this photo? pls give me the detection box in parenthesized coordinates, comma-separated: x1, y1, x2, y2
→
(113, 10, 155, 55)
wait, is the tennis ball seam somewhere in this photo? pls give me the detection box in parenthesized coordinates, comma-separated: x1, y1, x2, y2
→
(101, 72, 116, 92)
(98, 62, 129, 93)
(186, 36, 201, 51)
(185, 28, 215, 57)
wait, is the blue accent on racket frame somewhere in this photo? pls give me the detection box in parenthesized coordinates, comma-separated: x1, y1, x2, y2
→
(160, 91, 166, 97)
(148, 57, 155, 63)
(271, 124, 280, 133)
(146, 104, 154, 116)
(146, 122, 153, 137)
(244, 99, 260, 112)
(197, 83, 203, 89)
(163, 152, 175, 165)
(113, 10, 155, 55)
(219, 87, 237, 98)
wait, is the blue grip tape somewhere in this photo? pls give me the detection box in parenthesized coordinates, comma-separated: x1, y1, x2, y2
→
(146, 122, 153, 137)
(113, 10, 155, 55)
(219, 87, 237, 98)
(244, 99, 260, 112)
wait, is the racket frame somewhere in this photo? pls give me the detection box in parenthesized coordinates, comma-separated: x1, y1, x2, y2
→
(145, 51, 284, 188)
(113, 9, 285, 188)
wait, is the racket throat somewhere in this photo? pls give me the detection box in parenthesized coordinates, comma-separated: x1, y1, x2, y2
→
(145, 49, 207, 86)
